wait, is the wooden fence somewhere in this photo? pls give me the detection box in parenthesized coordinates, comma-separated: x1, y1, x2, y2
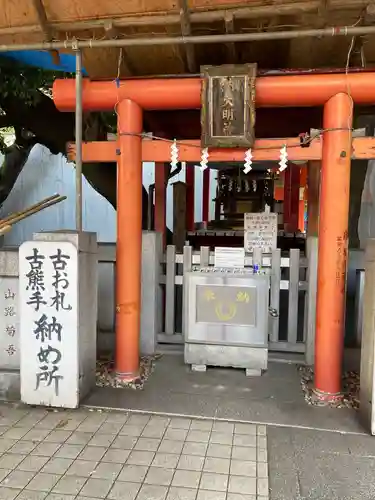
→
(158, 245, 308, 353)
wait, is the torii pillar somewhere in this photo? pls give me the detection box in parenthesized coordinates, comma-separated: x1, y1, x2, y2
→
(116, 100, 143, 379)
(314, 92, 353, 400)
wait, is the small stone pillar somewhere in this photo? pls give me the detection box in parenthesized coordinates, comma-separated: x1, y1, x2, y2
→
(0, 250, 20, 400)
(360, 238, 375, 433)
(19, 231, 98, 408)
(304, 160, 320, 366)
(140, 231, 162, 355)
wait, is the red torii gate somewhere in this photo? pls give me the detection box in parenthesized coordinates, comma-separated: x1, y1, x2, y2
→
(53, 72, 375, 402)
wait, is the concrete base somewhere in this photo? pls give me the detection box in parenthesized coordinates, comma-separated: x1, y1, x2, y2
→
(0, 371, 20, 401)
(191, 364, 207, 373)
(185, 343, 267, 374)
(246, 368, 262, 377)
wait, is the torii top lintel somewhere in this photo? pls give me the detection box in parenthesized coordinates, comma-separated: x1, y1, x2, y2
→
(53, 72, 375, 112)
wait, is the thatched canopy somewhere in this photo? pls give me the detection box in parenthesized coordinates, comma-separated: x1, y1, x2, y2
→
(0, 0, 373, 79)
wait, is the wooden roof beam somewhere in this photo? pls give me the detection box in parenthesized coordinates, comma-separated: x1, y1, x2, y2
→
(103, 21, 136, 76)
(0, 1, 368, 37)
(178, 0, 197, 73)
(224, 12, 237, 62)
(31, 0, 60, 65)
(103, 20, 120, 40)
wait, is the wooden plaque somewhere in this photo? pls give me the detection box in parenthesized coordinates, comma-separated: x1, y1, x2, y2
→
(201, 64, 257, 149)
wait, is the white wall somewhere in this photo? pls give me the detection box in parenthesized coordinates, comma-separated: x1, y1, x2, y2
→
(0, 146, 217, 247)
(0, 146, 116, 245)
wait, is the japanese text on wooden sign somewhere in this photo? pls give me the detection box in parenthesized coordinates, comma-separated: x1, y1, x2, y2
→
(201, 63, 257, 149)
(19, 241, 78, 407)
(244, 212, 277, 253)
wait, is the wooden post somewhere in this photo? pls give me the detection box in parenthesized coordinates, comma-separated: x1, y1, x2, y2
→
(284, 163, 300, 232)
(173, 181, 187, 252)
(202, 168, 210, 224)
(155, 162, 168, 247)
(299, 165, 307, 232)
(186, 164, 195, 232)
(304, 160, 320, 366)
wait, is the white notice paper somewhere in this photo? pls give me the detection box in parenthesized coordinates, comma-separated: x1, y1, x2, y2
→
(19, 241, 78, 408)
(244, 212, 277, 253)
(214, 247, 245, 268)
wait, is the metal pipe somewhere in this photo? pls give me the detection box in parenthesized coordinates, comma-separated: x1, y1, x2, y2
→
(75, 50, 83, 232)
(3, 24, 375, 52)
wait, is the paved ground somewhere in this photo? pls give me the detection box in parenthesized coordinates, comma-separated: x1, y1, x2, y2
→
(0, 400, 374, 500)
(0, 404, 269, 500)
(0, 354, 372, 499)
(86, 355, 364, 434)
(268, 425, 375, 500)
(85, 354, 375, 500)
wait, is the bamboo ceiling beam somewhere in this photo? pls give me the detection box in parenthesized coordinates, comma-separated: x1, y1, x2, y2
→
(103, 20, 119, 40)
(0, 0, 368, 37)
(224, 12, 237, 62)
(178, 0, 197, 73)
(103, 21, 136, 76)
(31, 0, 60, 65)
(318, 0, 329, 19)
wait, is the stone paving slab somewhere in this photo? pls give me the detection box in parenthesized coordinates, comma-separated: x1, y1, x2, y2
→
(0, 404, 269, 499)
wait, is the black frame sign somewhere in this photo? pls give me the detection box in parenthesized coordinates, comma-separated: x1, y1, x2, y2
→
(201, 63, 257, 149)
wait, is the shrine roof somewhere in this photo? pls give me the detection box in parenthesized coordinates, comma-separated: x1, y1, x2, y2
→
(0, 0, 372, 78)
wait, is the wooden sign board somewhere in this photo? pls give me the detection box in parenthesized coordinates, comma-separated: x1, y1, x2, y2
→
(201, 64, 257, 149)
(244, 212, 277, 253)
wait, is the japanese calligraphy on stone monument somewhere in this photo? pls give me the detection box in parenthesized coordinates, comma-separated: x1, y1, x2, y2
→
(0, 277, 19, 369)
(244, 212, 277, 254)
(19, 241, 78, 407)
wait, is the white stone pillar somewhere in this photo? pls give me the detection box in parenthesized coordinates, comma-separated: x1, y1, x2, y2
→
(19, 231, 97, 408)
(360, 238, 375, 433)
(140, 231, 162, 355)
(0, 250, 20, 399)
(304, 236, 318, 366)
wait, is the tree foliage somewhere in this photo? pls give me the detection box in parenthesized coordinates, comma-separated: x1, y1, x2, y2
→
(0, 59, 56, 103)
(0, 57, 121, 213)
(0, 57, 171, 239)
